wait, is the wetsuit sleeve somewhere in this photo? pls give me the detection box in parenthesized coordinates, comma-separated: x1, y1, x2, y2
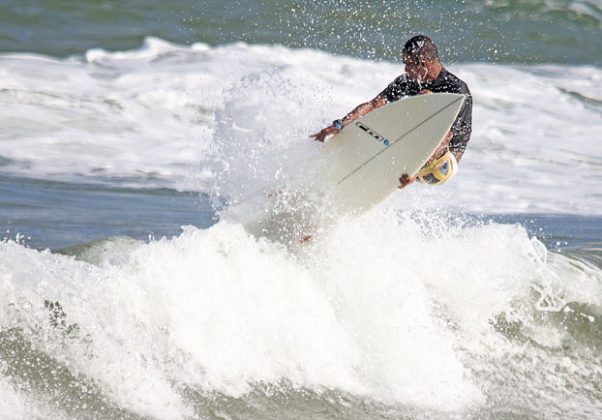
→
(449, 92, 473, 154)
(379, 75, 414, 102)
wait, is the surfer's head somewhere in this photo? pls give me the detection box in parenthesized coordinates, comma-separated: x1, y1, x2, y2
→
(402, 35, 441, 82)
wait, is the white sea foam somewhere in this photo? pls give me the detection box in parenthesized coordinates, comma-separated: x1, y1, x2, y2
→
(2, 206, 602, 416)
(0, 37, 600, 214)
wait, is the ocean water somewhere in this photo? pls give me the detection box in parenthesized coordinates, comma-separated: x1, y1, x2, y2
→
(1, 1, 601, 419)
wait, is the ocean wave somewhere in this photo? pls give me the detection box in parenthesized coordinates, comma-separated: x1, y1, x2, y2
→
(1, 208, 602, 417)
(0, 38, 600, 216)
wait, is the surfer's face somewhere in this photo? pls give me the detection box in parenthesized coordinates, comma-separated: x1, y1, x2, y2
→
(403, 54, 429, 82)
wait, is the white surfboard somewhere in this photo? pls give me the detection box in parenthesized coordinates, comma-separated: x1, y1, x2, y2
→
(319, 93, 465, 214)
(241, 93, 465, 243)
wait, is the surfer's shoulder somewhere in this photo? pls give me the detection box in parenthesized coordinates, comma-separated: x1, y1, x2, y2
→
(393, 73, 412, 85)
(440, 68, 471, 95)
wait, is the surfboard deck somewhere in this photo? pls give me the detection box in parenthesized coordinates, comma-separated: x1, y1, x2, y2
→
(319, 92, 465, 215)
(242, 93, 465, 244)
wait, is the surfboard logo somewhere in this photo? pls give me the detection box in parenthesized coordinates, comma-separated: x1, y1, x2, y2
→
(355, 122, 390, 146)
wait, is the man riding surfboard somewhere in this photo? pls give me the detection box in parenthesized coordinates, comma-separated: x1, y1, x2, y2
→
(311, 35, 472, 189)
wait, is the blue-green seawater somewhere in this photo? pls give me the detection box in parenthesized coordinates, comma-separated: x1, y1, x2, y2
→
(0, 0, 600, 64)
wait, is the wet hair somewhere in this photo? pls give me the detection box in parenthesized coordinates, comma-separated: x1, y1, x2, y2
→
(403, 35, 439, 63)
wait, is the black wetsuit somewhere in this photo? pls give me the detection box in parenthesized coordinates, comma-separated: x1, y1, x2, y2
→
(380, 69, 472, 155)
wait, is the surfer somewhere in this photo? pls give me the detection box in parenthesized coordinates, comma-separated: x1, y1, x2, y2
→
(310, 35, 472, 188)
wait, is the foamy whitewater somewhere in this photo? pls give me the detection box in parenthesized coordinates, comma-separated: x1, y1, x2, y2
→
(1, 38, 602, 419)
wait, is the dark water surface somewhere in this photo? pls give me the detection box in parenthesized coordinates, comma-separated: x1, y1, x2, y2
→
(0, 175, 214, 250)
(2, 175, 600, 270)
(0, 0, 600, 64)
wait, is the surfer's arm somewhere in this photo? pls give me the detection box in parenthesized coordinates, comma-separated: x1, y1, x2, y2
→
(448, 92, 472, 164)
(447, 127, 469, 163)
(310, 95, 388, 142)
(399, 131, 460, 189)
(340, 95, 388, 127)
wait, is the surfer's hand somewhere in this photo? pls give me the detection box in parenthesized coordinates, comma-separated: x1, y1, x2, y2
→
(310, 126, 340, 142)
(398, 174, 416, 189)
(419, 89, 433, 95)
